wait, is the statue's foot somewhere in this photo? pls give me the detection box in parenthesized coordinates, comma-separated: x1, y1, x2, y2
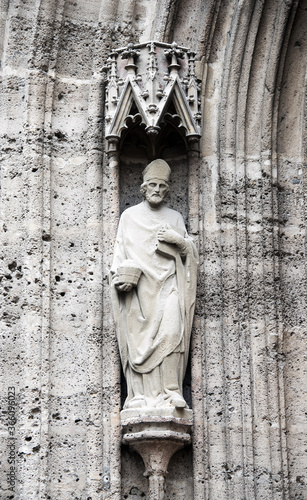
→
(163, 390, 187, 408)
(171, 394, 186, 408)
(124, 396, 146, 409)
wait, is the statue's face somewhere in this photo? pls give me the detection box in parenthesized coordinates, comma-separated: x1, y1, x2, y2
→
(144, 179, 169, 207)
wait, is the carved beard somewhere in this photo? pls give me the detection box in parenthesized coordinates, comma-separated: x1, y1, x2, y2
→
(145, 192, 164, 206)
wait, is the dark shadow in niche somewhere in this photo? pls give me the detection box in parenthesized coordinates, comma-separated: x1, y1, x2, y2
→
(120, 365, 127, 409)
(183, 354, 192, 409)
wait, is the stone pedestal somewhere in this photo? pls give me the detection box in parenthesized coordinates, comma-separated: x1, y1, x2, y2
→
(121, 409, 193, 500)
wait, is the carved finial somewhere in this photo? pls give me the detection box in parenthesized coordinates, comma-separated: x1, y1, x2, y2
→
(147, 41, 156, 56)
(185, 50, 200, 116)
(164, 41, 184, 75)
(146, 41, 158, 76)
(144, 42, 160, 112)
(108, 52, 118, 80)
(121, 43, 140, 75)
(105, 52, 119, 118)
(187, 50, 196, 78)
(121, 43, 140, 60)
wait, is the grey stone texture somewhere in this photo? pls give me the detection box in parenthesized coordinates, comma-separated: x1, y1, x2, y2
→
(0, 1, 306, 499)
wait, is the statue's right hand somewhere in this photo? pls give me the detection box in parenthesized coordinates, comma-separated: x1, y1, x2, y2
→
(114, 279, 133, 292)
(117, 283, 133, 292)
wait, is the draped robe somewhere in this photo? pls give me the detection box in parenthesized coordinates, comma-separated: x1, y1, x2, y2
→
(110, 201, 198, 377)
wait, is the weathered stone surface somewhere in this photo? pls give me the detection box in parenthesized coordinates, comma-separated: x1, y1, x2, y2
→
(0, 1, 306, 499)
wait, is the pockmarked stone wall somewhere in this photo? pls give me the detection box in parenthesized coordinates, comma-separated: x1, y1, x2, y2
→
(0, 1, 306, 499)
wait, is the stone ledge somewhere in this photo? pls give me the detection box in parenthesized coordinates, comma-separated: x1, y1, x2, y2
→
(120, 407, 193, 426)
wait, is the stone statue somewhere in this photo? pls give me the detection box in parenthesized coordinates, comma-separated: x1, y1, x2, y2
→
(110, 159, 198, 410)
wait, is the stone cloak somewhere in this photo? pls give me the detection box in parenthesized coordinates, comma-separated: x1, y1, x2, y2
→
(110, 201, 198, 374)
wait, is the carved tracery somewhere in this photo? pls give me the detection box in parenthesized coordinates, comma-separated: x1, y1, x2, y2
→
(105, 41, 201, 157)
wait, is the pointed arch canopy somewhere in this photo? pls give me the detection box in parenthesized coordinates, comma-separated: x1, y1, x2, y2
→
(104, 41, 201, 154)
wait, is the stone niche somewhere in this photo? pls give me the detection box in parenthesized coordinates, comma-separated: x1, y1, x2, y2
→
(105, 41, 201, 499)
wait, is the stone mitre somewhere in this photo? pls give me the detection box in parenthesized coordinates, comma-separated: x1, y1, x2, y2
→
(143, 159, 171, 182)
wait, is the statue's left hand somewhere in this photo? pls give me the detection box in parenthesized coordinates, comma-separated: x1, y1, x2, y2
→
(157, 224, 182, 245)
